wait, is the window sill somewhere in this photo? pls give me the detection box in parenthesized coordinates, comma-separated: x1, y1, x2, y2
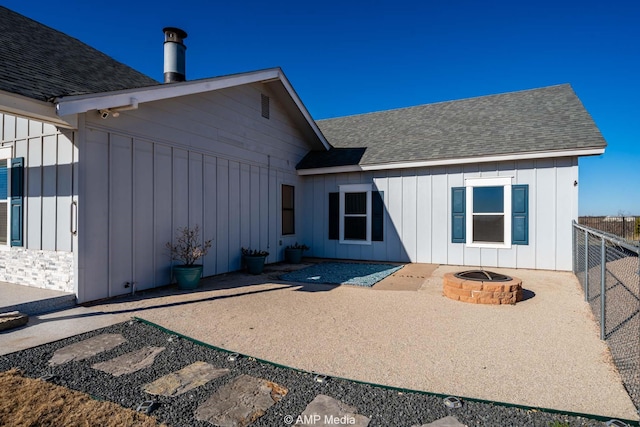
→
(339, 239, 372, 246)
(466, 242, 512, 249)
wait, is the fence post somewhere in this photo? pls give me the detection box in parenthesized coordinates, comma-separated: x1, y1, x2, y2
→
(572, 222, 576, 273)
(584, 229, 589, 301)
(600, 236, 606, 340)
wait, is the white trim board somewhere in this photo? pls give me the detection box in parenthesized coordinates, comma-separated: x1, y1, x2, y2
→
(296, 148, 605, 175)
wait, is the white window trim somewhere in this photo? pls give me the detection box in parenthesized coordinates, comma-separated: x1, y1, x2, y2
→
(339, 183, 372, 245)
(465, 177, 513, 249)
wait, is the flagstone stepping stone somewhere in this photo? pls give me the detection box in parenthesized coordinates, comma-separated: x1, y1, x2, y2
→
(48, 333, 127, 366)
(295, 394, 370, 427)
(143, 361, 229, 397)
(195, 374, 288, 427)
(0, 311, 28, 331)
(92, 346, 165, 376)
(413, 416, 467, 427)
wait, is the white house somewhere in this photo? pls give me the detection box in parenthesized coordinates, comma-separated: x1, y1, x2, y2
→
(0, 7, 606, 303)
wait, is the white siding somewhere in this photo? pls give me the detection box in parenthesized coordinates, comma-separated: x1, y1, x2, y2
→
(303, 158, 579, 271)
(78, 83, 308, 301)
(0, 112, 76, 252)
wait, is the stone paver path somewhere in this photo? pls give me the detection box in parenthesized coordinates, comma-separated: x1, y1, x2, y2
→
(295, 394, 370, 427)
(48, 333, 126, 366)
(415, 416, 467, 427)
(92, 346, 165, 376)
(195, 374, 288, 427)
(143, 361, 229, 397)
(0, 311, 28, 332)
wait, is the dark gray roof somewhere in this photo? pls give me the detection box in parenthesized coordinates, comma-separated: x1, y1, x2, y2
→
(0, 6, 158, 102)
(298, 84, 606, 169)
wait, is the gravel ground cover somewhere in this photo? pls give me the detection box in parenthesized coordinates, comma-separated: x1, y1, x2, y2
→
(280, 262, 403, 287)
(0, 320, 630, 427)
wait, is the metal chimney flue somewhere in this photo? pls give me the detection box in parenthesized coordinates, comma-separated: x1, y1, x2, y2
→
(163, 27, 187, 83)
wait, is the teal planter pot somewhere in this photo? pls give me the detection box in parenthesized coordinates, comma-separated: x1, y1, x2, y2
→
(244, 256, 266, 274)
(173, 265, 203, 289)
(284, 248, 303, 264)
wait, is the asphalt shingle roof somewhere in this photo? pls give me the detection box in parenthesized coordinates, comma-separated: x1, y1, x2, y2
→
(0, 6, 158, 102)
(298, 84, 606, 169)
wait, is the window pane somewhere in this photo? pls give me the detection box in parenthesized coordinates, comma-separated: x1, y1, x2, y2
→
(0, 203, 6, 245)
(472, 215, 504, 243)
(282, 210, 294, 235)
(345, 192, 366, 214)
(473, 186, 503, 213)
(344, 216, 366, 240)
(282, 185, 294, 209)
(281, 185, 294, 235)
(0, 161, 6, 200)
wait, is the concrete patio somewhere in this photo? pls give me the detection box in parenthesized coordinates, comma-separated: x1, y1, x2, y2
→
(0, 262, 637, 420)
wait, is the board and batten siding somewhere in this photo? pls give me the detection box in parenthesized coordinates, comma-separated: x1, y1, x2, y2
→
(302, 158, 578, 271)
(77, 83, 308, 302)
(0, 111, 77, 292)
(0, 112, 76, 252)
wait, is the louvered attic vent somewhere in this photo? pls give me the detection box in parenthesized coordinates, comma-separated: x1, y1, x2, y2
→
(261, 94, 270, 119)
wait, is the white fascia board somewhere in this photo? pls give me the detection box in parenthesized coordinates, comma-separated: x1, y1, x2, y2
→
(1, 91, 77, 128)
(296, 147, 605, 176)
(55, 68, 282, 116)
(296, 165, 363, 175)
(359, 148, 605, 171)
(277, 71, 331, 151)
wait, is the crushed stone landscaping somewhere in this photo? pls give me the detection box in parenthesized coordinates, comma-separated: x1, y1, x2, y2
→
(0, 319, 627, 427)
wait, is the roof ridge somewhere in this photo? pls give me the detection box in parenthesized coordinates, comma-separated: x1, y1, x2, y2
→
(318, 83, 572, 122)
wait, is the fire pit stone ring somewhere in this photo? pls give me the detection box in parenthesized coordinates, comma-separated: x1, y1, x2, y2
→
(443, 270, 523, 305)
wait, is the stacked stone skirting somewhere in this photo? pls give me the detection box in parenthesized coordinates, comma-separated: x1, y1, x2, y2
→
(443, 272, 523, 305)
(0, 248, 74, 293)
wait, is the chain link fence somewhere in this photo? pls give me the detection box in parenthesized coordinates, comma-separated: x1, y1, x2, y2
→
(579, 216, 640, 244)
(573, 221, 640, 412)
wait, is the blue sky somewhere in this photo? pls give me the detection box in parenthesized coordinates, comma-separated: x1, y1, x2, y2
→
(5, 0, 639, 215)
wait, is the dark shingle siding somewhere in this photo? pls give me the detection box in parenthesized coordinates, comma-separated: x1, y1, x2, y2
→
(305, 84, 606, 169)
(0, 6, 158, 101)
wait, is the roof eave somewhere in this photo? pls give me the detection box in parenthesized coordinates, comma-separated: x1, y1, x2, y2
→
(1, 90, 77, 128)
(296, 147, 605, 176)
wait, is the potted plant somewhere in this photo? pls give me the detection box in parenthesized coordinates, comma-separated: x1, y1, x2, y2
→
(166, 225, 213, 289)
(242, 247, 269, 274)
(284, 242, 309, 264)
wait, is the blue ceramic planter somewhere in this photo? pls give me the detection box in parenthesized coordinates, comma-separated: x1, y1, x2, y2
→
(244, 256, 266, 274)
(285, 248, 303, 264)
(173, 265, 203, 289)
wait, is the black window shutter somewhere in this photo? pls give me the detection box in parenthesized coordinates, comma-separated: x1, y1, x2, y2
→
(328, 192, 338, 240)
(10, 157, 24, 247)
(372, 191, 384, 241)
(451, 187, 466, 243)
(512, 185, 529, 245)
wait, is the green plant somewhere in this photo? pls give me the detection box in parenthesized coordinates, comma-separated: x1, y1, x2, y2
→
(548, 421, 570, 427)
(285, 242, 309, 251)
(242, 247, 269, 257)
(166, 225, 212, 266)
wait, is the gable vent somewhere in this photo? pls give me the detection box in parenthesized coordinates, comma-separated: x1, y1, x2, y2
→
(261, 94, 270, 119)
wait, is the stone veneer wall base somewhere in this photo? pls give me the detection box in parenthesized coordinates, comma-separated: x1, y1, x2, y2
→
(0, 248, 74, 293)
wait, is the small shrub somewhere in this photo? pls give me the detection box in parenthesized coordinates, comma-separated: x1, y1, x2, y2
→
(166, 225, 213, 266)
(242, 247, 269, 257)
(285, 242, 309, 251)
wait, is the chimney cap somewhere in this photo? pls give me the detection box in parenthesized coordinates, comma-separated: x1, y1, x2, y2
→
(163, 27, 187, 41)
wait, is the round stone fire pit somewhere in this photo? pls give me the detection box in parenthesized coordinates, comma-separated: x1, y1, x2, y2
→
(443, 270, 523, 305)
